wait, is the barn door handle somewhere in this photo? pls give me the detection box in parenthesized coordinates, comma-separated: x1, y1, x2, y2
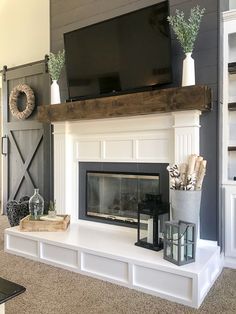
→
(1, 135, 8, 156)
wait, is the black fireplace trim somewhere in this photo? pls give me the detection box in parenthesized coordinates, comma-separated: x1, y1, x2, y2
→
(79, 162, 169, 228)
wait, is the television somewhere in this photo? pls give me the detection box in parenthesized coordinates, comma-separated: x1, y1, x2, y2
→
(64, 1, 172, 101)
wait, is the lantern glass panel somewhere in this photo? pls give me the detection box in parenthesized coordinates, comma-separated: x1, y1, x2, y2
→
(187, 225, 194, 242)
(179, 223, 187, 240)
(159, 213, 169, 239)
(140, 213, 153, 244)
(179, 223, 187, 262)
(171, 225, 179, 244)
(165, 242, 171, 257)
(185, 224, 194, 258)
(187, 244, 194, 259)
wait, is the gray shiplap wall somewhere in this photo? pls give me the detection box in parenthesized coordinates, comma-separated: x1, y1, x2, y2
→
(50, 0, 219, 241)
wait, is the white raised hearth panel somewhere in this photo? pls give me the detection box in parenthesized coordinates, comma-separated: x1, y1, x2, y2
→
(133, 265, 192, 302)
(81, 252, 129, 283)
(6, 235, 38, 258)
(53, 112, 201, 217)
(40, 243, 78, 269)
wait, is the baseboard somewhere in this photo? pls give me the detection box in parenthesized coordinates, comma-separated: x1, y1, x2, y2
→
(224, 256, 236, 269)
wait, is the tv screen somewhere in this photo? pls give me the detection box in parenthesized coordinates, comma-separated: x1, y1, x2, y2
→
(64, 1, 172, 101)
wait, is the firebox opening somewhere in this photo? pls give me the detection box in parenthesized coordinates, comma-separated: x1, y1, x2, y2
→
(86, 171, 160, 224)
(79, 162, 169, 228)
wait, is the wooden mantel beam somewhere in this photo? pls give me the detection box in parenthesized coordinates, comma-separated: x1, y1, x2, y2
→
(37, 85, 212, 123)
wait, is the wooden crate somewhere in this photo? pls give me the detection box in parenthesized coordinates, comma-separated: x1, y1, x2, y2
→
(19, 215, 70, 232)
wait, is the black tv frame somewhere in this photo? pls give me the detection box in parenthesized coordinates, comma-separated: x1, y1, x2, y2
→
(64, 0, 172, 102)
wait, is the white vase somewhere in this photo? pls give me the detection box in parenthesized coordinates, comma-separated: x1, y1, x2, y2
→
(51, 80, 61, 104)
(182, 52, 195, 87)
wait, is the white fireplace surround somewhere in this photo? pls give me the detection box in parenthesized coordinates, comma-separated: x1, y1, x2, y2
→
(53, 110, 201, 218)
(5, 110, 222, 309)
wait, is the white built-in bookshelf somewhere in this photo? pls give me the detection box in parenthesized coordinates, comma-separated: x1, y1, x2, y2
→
(222, 9, 236, 268)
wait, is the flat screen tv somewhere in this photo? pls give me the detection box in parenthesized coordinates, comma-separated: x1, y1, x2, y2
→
(64, 1, 172, 101)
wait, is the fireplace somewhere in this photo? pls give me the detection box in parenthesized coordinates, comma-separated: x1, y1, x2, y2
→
(44, 102, 222, 309)
(79, 162, 169, 227)
(52, 111, 202, 222)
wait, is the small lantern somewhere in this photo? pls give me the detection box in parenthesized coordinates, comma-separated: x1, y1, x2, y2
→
(164, 220, 196, 266)
(135, 195, 169, 251)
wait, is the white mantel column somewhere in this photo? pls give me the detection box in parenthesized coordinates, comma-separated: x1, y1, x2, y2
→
(172, 110, 201, 164)
(53, 123, 67, 214)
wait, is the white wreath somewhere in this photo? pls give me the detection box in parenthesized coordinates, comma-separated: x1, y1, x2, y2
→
(9, 84, 35, 120)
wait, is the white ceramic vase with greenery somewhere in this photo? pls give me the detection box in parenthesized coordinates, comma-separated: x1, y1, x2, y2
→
(48, 50, 65, 104)
(167, 6, 205, 87)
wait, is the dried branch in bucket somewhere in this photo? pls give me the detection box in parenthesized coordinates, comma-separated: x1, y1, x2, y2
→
(167, 154, 207, 191)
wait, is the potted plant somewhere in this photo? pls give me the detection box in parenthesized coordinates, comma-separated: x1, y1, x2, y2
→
(48, 200, 57, 218)
(167, 6, 205, 86)
(48, 49, 65, 104)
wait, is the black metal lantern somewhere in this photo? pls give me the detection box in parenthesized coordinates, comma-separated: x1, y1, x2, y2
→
(135, 195, 169, 251)
(164, 220, 196, 266)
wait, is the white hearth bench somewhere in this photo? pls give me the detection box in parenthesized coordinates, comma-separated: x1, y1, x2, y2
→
(4, 220, 221, 309)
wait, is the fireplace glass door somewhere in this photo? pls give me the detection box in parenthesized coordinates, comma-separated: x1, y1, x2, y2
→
(86, 171, 160, 223)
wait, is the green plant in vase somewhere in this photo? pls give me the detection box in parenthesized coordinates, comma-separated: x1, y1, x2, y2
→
(48, 200, 57, 218)
(167, 6, 205, 86)
(48, 49, 65, 104)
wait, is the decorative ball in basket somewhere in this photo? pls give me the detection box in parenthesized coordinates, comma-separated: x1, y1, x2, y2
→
(6, 196, 30, 227)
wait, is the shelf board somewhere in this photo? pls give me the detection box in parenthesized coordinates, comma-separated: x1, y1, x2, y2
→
(228, 146, 236, 151)
(228, 62, 236, 74)
(228, 102, 236, 110)
(37, 85, 212, 123)
(222, 180, 236, 186)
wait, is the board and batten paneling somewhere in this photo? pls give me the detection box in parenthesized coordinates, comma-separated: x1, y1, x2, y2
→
(50, 0, 219, 241)
(2, 61, 53, 211)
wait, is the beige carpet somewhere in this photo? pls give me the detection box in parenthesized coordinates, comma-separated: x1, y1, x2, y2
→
(0, 216, 235, 314)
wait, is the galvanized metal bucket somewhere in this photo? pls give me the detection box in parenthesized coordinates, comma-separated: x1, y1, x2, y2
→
(170, 190, 202, 240)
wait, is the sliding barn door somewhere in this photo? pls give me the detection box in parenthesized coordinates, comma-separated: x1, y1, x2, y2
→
(2, 60, 53, 211)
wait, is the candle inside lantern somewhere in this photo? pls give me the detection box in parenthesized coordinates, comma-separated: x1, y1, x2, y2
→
(173, 233, 178, 260)
(147, 218, 153, 244)
(173, 233, 184, 261)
